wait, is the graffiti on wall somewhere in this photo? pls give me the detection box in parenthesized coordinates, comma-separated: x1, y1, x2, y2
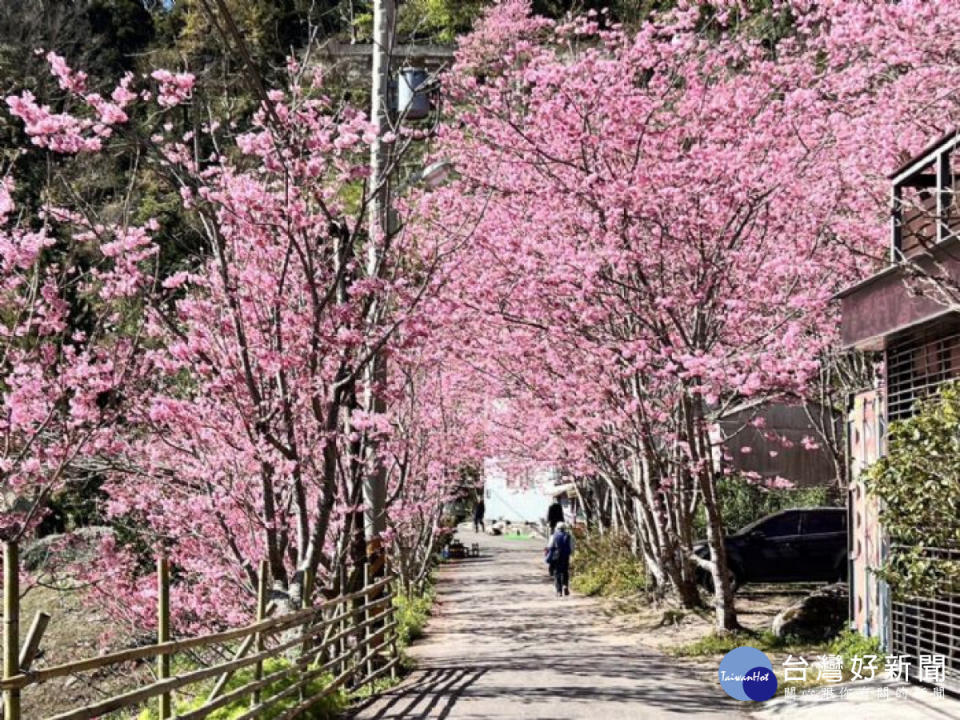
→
(848, 390, 886, 641)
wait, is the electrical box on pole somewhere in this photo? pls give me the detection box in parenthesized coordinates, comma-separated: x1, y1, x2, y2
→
(398, 67, 430, 119)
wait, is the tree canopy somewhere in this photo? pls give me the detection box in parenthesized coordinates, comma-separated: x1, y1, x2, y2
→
(4, 0, 960, 640)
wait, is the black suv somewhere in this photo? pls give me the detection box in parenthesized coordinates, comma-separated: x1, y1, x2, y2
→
(695, 507, 847, 589)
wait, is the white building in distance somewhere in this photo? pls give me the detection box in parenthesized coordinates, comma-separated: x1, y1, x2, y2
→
(482, 459, 569, 524)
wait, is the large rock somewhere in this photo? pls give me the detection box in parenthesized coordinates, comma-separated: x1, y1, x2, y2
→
(22, 526, 114, 571)
(772, 583, 848, 641)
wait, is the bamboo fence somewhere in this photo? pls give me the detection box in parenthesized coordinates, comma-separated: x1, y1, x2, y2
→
(0, 541, 400, 720)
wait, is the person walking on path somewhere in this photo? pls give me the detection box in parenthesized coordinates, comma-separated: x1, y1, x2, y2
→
(473, 496, 485, 533)
(547, 498, 564, 533)
(547, 522, 574, 597)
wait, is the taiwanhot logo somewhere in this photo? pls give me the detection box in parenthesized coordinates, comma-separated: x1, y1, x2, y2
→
(718, 646, 778, 702)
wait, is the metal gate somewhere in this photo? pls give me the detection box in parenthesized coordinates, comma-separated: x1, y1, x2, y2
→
(885, 323, 960, 690)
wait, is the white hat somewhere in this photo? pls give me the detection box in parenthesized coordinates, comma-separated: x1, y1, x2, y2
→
(555, 522, 567, 532)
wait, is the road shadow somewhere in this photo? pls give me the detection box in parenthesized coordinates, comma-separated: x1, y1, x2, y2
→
(348, 668, 488, 720)
(349, 529, 740, 719)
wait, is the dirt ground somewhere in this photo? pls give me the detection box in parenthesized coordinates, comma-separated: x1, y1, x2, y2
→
(17, 580, 154, 719)
(589, 582, 829, 696)
(598, 582, 822, 650)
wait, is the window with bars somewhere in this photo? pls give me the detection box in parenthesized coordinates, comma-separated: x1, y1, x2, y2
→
(885, 321, 960, 690)
(886, 327, 960, 421)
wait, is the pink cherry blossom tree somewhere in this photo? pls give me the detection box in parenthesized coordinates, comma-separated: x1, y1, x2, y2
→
(416, 0, 875, 630)
(6, 42, 462, 629)
(383, 342, 488, 594)
(10, 0, 960, 638)
(1, 48, 154, 554)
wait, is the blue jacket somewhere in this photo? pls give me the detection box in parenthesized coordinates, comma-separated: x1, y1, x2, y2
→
(548, 530, 574, 562)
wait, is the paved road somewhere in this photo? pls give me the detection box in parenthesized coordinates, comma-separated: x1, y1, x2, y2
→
(349, 528, 744, 720)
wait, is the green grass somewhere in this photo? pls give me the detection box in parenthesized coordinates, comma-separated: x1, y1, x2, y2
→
(130, 584, 439, 719)
(394, 584, 436, 649)
(135, 657, 348, 720)
(569, 531, 648, 597)
(826, 629, 885, 668)
(670, 627, 883, 661)
(670, 629, 816, 657)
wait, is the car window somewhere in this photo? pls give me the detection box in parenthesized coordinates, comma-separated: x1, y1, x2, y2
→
(757, 511, 800, 537)
(803, 511, 845, 534)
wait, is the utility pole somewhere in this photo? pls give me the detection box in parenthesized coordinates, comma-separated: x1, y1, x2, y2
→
(363, 0, 395, 578)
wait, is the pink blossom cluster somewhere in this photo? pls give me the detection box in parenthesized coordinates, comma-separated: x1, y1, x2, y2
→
(5, 55, 190, 154)
(0, 178, 151, 549)
(150, 69, 195, 108)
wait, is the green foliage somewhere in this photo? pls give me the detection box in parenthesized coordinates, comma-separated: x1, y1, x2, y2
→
(864, 380, 960, 598)
(695, 475, 834, 537)
(160, 0, 356, 69)
(394, 584, 435, 648)
(827, 629, 885, 668)
(136, 657, 347, 720)
(569, 531, 648, 597)
(86, 0, 156, 69)
(351, 674, 399, 701)
(671, 630, 807, 657)
(397, 0, 488, 43)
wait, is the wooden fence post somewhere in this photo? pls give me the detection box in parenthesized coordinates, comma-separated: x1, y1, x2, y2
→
(3, 541, 20, 720)
(157, 555, 171, 720)
(298, 567, 314, 702)
(19, 611, 50, 671)
(387, 572, 398, 681)
(302, 568, 314, 611)
(252, 560, 268, 708)
(338, 565, 347, 680)
(363, 564, 373, 681)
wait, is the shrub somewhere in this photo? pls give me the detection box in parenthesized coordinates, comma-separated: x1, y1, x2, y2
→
(394, 584, 435, 648)
(827, 629, 885, 669)
(569, 531, 647, 597)
(864, 380, 960, 597)
(136, 657, 347, 720)
(694, 475, 834, 537)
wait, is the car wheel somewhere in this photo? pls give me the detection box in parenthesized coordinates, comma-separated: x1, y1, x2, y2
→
(696, 567, 712, 590)
(698, 566, 741, 594)
(835, 557, 848, 582)
(728, 566, 742, 593)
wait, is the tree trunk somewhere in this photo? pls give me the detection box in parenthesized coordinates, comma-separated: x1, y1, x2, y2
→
(684, 392, 739, 632)
(700, 472, 738, 631)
